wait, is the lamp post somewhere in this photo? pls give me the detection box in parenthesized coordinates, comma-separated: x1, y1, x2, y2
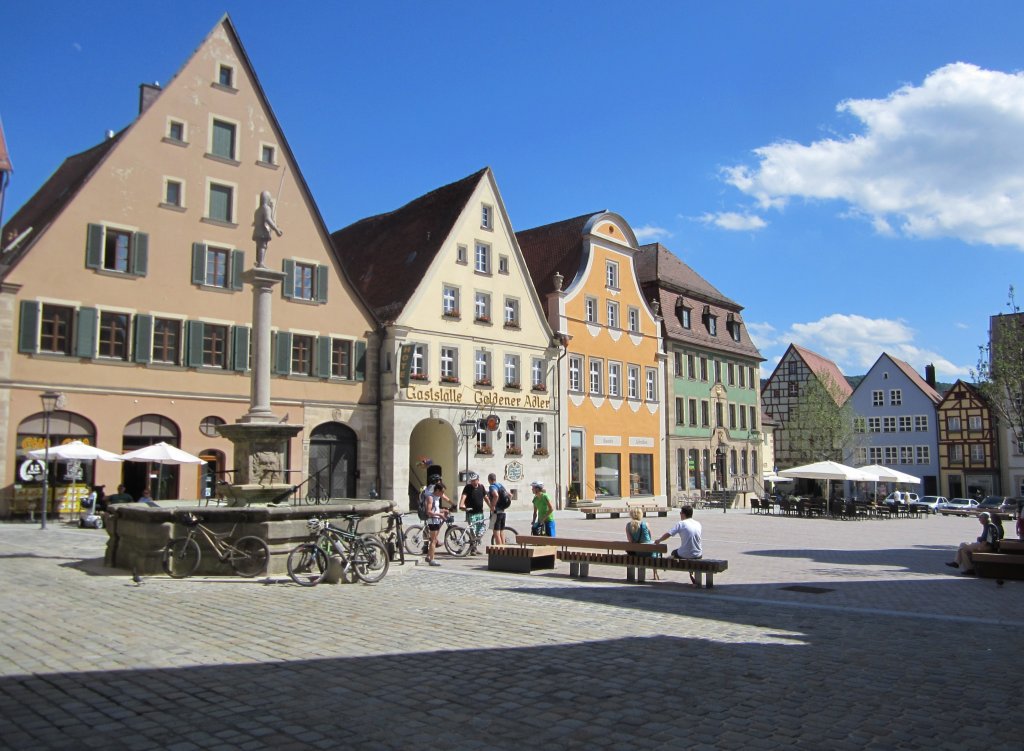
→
(459, 419, 477, 483)
(39, 390, 60, 530)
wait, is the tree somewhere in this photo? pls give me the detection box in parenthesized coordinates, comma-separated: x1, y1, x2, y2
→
(974, 287, 1024, 453)
(784, 372, 858, 465)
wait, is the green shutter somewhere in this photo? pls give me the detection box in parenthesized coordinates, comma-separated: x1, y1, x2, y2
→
(186, 320, 204, 367)
(274, 331, 292, 374)
(282, 259, 294, 299)
(355, 340, 367, 382)
(85, 224, 104, 269)
(132, 232, 149, 276)
(317, 336, 332, 379)
(232, 326, 250, 371)
(316, 265, 328, 304)
(75, 307, 98, 358)
(191, 243, 207, 285)
(18, 300, 40, 353)
(231, 250, 245, 290)
(133, 314, 153, 363)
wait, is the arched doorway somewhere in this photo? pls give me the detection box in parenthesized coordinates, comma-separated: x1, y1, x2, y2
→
(15, 411, 97, 517)
(407, 420, 458, 511)
(122, 415, 182, 500)
(308, 423, 357, 500)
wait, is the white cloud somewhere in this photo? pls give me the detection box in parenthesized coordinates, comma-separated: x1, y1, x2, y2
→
(723, 63, 1024, 250)
(699, 211, 767, 231)
(632, 224, 672, 242)
(766, 313, 972, 380)
(72, 42, 82, 52)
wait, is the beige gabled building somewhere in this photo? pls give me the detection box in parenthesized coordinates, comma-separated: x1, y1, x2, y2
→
(0, 16, 378, 516)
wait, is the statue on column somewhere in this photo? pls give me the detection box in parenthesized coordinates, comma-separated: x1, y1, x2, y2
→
(252, 190, 283, 268)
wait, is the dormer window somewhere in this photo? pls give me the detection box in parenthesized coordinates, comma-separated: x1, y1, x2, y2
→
(703, 305, 717, 336)
(726, 313, 741, 342)
(676, 297, 691, 329)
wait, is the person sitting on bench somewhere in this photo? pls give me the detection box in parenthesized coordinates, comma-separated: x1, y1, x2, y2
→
(656, 505, 702, 586)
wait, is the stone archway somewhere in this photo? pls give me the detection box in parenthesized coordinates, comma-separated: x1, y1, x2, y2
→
(122, 415, 181, 500)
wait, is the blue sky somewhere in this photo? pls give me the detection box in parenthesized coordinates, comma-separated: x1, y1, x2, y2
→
(4, 1, 1023, 381)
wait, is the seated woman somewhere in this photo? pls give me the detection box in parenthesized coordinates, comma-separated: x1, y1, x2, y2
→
(625, 507, 661, 580)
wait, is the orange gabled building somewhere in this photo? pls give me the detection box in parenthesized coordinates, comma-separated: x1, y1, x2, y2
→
(518, 212, 665, 506)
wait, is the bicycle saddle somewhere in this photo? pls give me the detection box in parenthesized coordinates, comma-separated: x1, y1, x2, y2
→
(180, 513, 200, 527)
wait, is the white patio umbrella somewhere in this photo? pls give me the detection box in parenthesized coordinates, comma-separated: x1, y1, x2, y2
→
(27, 441, 124, 517)
(858, 464, 921, 485)
(120, 442, 204, 501)
(779, 460, 872, 501)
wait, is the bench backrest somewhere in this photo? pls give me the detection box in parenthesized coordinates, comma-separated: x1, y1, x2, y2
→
(516, 535, 667, 554)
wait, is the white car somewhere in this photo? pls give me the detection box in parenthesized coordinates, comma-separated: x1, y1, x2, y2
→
(883, 492, 920, 507)
(937, 498, 979, 514)
(911, 495, 947, 514)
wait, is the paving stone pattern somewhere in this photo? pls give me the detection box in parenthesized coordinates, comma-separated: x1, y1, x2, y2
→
(0, 511, 1021, 750)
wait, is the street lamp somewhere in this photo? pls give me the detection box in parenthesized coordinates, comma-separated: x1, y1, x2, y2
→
(459, 419, 478, 483)
(39, 390, 60, 530)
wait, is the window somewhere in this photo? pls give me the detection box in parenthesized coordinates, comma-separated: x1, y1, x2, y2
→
(674, 352, 683, 376)
(585, 296, 597, 323)
(208, 182, 234, 223)
(218, 64, 234, 88)
(900, 446, 913, 465)
(675, 398, 684, 425)
(730, 321, 741, 342)
(38, 305, 74, 355)
(701, 401, 710, 427)
(628, 307, 640, 333)
(481, 204, 492, 229)
(715, 400, 724, 428)
(947, 416, 961, 431)
(152, 318, 181, 364)
(889, 389, 902, 406)
(504, 354, 520, 388)
(788, 382, 799, 397)
(206, 247, 230, 288)
(607, 301, 619, 329)
(164, 180, 183, 207)
(680, 305, 691, 329)
(168, 120, 186, 142)
(714, 360, 722, 384)
(505, 420, 520, 454)
(738, 366, 746, 388)
(968, 415, 983, 431)
(291, 334, 314, 376)
(606, 261, 619, 289)
(498, 255, 509, 274)
(442, 286, 460, 317)
(687, 354, 696, 379)
(97, 312, 129, 360)
(749, 406, 757, 431)
(608, 362, 621, 397)
(203, 324, 229, 368)
(872, 390, 884, 407)
(629, 454, 653, 496)
(332, 339, 352, 379)
(899, 416, 912, 432)
(739, 405, 747, 430)
(475, 426, 492, 456)
(950, 444, 964, 462)
(916, 445, 930, 464)
(474, 292, 491, 323)
(855, 447, 867, 466)
(594, 453, 621, 496)
(868, 446, 882, 463)
(86, 224, 148, 276)
(192, 243, 242, 291)
(867, 417, 881, 433)
(475, 350, 491, 385)
(853, 417, 866, 433)
(645, 368, 657, 401)
(970, 445, 985, 462)
(410, 344, 427, 379)
(440, 346, 458, 381)
(749, 367, 756, 388)
(885, 446, 898, 464)
(700, 357, 708, 382)
(568, 355, 583, 392)
(707, 315, 717, 336)
(532, 421, 546, 454)
(531, 358, 545, 390)
(727, 363, 735, 386)
(729, 404, 737, 429)
(260, 145, 276, 165)
(627, 365, 640, 399)
(474, 242, 490, 274)
(200, 416, 225, 437)
(688, 398, 698, 427)
(883, 417, 896, 433)
(915, 415, 928, 432)
(504, 298, 520, 328)
(211, 119, 237, 161)
(457, 244, 468, 264)
(589, 358, 604, 395)
(292, 263, 316, 300)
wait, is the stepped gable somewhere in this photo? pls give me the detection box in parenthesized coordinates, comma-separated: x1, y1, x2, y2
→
(331, 168, 487, 323)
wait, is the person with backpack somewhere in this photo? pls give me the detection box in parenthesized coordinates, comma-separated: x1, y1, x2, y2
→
(422, 482, 449, 567)
(487, 472, 511, 546)
(946, 511, 1001, 575)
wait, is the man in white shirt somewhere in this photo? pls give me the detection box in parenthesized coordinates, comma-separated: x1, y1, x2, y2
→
(657, 506, 702, 584)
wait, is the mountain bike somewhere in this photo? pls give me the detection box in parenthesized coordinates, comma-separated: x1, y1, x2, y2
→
(287, 515, 389, 586)
(444, 515, 518, 557)
(403, 514, 461, 556)
(162, 513, 270, 578)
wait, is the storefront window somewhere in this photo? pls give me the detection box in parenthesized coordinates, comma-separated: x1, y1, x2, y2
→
(629, 453, 653, 496)
(594, 453, 621, 497)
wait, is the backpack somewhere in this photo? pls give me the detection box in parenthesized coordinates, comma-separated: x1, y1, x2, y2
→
(417, 485, 433, 521)
(991, 516, 1005, 551)
(495, 484, 511, 511)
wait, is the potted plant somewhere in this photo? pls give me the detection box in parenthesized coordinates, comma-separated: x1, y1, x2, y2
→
(474, 378, 491, 387)
(440, 375, 460, 384)
(533, 447, 549, 457)
(531, 383, 547, 392)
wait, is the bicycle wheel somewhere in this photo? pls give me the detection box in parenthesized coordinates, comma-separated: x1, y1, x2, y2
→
(287, 542, 329, 586)
(351, 536, 390, 583)
(444, 524, 472, 557)
(230, 536, 270, 577)
(162, 537, 201, 578)
(404, 524, 426, 555)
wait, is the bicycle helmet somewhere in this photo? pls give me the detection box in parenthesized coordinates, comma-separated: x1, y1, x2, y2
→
(306, 517, 325, 533)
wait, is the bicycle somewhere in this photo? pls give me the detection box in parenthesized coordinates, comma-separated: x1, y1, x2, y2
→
(162, 513, 270, 578)
(445, 514, 518, 557)
(377, 510, 413, 564)
(403, 514, 461, 556)
(287, 515, 389, 586)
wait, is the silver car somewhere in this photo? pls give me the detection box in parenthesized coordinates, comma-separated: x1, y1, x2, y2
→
(911, 495, 947, 514)
(937, 498, 979, 515)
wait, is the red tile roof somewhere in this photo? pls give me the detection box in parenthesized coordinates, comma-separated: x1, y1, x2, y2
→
(515, 212, 599, 299)
(790, 344, 853, 404)
(0, 117, 11, 173)
(330, 168, 487, 322)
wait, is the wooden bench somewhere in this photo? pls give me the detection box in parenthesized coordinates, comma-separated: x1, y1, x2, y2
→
(971, 538, 1024, 579)
(515, 535, 727, 588)
(486, 544, 557, 573)
(577, 503, 670, 520)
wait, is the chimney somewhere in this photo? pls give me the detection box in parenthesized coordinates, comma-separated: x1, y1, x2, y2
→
(138, 82, 162, 115)
(925, 363, 936, 388)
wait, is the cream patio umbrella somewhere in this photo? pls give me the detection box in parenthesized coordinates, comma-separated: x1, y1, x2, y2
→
(778, 460, 873, 502)
(27, 441, 124, 517)
(120, 442, 205, 501)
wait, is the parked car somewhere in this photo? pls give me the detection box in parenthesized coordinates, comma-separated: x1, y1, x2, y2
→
(883, 492, 920, 507)
(974, 496, 1020, 519)
(937, 498, 979, 515)
(911, 495, 947, 514)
